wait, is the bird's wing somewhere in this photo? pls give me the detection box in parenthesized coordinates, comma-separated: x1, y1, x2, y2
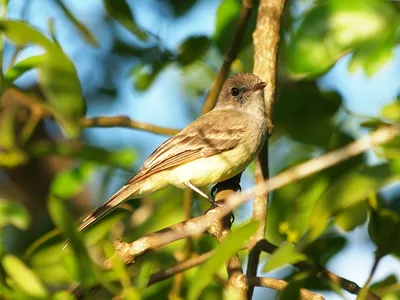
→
(129, 111, 246, 183)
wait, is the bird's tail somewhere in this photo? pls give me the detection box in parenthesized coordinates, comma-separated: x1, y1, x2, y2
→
(77, 183, 137, 232)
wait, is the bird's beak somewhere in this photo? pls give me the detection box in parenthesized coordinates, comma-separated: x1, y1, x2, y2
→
(251, 82, 267, 92)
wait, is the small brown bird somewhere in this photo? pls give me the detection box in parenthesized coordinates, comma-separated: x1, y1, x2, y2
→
(78, 73, 267, 232)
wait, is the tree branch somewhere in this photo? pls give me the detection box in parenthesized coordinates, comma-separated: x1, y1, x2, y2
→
(247, 276, 325, 300)
(81, 116, 179, 136)
(247, 1, 286, 298)
(201, 0, 256, 113)
(147, 251, 215, 286)
(208, 174, 247, 298)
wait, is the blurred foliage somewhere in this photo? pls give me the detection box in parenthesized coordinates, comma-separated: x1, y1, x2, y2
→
(0, 0, 399, 299)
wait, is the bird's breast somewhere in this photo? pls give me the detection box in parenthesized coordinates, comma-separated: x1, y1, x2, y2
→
(166, 143, 258, 188)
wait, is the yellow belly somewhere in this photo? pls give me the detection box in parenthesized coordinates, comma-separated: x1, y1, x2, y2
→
(163, 146, 255, 188)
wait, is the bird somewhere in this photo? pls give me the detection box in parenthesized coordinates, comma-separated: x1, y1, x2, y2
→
(77, 73, 267, 233)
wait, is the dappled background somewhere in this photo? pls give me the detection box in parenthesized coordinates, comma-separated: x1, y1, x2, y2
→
(0, 0, 399, 299)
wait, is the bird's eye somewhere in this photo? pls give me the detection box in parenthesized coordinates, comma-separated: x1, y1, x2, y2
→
(231, 87, 240, 96)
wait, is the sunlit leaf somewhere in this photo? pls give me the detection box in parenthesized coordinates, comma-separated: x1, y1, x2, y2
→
(309, 164, 392, 240)
(0, 200, 30, 230)
(370, 274, 398, 295)
(0, 20, 85, 138)
(51, 163, 94, 199)
(286, 0, 400, 77)
(48, 194, 95, 286)
(267, 176, 329, 245)
(214, 0, 257, 54)
(55, 0, 99, 47)
(348, 42, 395, 76)
(2, 254, 48, 297)
(0, 107, 28, 167)
(335, 201, 368, 232)
(53, 291, 76, 300)
(381, 102, 400, 123)
(263, 243, 307, 273)
(188, 221, 259, 300)
(132, 61, 170, 91)
(26, 230, 71, 285)
(3, 55, 45, 89)
(103, 0, 148, 41)
(82, 206, 132, 246)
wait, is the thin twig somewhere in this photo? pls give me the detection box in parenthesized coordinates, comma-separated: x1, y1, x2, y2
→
(358, 254, 383, 300)
(81, 116, 179, 136)
(147, 251, 214, 286)
(247, 1, 286, 298)
(247, 276, 325, 300)
(201, 0, 255, 113)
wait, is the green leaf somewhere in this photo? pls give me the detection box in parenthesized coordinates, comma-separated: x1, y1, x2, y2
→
(286, 0, 400, 77)
(360, 119, 390, 129)
(48, 194, 95, 286)
(165, 0, 197, 17)
(188, 221, 259, 300)
(381, 102, 400, 123)
(53, 291, 76, 300)
(335, 201, 368, 231)
(263, 243, 307, 273)
(279, 280, 301, 300)
(370, 274, 398, 295)
(267, 176, 329, 245)
(0, 107, 28, 167)
(103, 0, 148, 41)
(82, 206, 132, 246)
(132, 62, 169, 92)
(2, 254, 48, 297)
(309, 164, 391, 240)
(55, 0, 99, 47)
(0, 201, 30, 230)
(274, 81, 342, 148)
(3, 55, 45, 89)
(304, 234, 346, 265)
(0, 20, 85, 138)
(177, 36, 212, 66)
(51, 164, 94, 199)
(214, 0, 257, 54)
(25, 230, 71, 285)
(369, 208, 400, 257)
(348, 42, 395, 76)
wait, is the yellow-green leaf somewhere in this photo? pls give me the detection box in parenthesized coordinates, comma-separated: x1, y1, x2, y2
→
(0, 20, 85, 138)
(188, 221, 259, 300)
(2, 254, 48, 298)
(263, 243, 307, 273)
